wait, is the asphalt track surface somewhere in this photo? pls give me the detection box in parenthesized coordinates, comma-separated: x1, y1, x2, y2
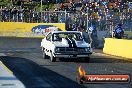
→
(0, 37, 132, 88)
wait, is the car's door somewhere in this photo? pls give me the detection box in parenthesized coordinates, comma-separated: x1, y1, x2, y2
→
(45, 33, 53, 52)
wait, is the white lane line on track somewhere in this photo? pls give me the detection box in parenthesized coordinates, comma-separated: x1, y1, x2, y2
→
(0, 61, 25, 88)
(0, 61, 13, 75)
(93, 52, 132, 61)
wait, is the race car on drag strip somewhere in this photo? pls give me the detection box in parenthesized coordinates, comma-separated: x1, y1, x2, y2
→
(41, 31, 92, 62)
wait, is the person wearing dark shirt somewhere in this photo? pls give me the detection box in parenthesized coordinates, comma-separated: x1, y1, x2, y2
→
(78, 26, 91, 44)
(18, 8, 24, 22)
(88, 25, 98, 48)
(113, 24, 124, 39)
(11, 7, 18, 22)
(67, 24, 73, 31)
(2, 7, 9, 22)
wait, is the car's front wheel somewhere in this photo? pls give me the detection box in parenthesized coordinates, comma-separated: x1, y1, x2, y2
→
(42, 51, 49, 59)
(50, 52, 56, 62)
(84, 57, 90, 62)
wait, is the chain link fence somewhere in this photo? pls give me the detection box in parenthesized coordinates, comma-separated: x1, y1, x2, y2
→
(0, 9, 132, 38)
(0, 9, 131, 29)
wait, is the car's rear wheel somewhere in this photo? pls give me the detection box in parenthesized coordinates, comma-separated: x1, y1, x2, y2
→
(42, 51, 49, 59)
(50, 52, 56, 62)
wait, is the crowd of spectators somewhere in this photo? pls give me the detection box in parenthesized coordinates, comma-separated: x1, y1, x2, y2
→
(0, 6, 42, 22)
(0, 0, 131, 31)
(62, 0, 131, 17)
(0, 6, 68, 23)
(55, 0, 132, 31)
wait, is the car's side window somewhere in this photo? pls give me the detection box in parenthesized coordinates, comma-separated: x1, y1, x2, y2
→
(46, 33, 52, 41)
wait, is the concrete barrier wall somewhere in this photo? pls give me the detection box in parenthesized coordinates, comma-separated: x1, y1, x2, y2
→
(103, 38, 132, 59)
(0, 22, 65, 37)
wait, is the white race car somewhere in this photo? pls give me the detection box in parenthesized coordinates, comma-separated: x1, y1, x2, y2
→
(41, 31, 92, 62)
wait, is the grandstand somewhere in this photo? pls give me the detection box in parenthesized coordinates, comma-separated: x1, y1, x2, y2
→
(0, 0, 131, 31)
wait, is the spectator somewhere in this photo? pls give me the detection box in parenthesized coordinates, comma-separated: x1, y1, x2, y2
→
(11, 7, 18, 22)
(113, 23, 124, 39)
(67, 24, 73, 31)
(29, 10, 33, 23)
(78, 25, 91, 44)
(64, 5, 69, 11)
(53, 13, 58, 22)
(70, 0, 76, 12)
(18, 8, 24, 22)
(32, 9, 36, 22)
(43, 13, 49, 23)
(50, 13, 55, 23)
(60, 3, 65, 10)
(0, 7, 2, 21)
(59, 13, 65, 23)
(82, 0, 88, 3)
(23, 8, 29, 22)
(66, 13, 71, 27)
(36, 11, 41, 23)
(2, 7, 9, 22)
(88, 24, 98, 48)
(8, 6, 12, 22)
(56, 0, 63, 3)
(128, 2, 132, 10)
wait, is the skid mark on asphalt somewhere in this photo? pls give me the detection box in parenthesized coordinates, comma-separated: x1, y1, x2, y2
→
(0, 56, 86, 88)
(15, 53, 132, 76)
(4, 52, 132, 88)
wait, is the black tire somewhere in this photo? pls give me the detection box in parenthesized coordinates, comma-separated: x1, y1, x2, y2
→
(85, 57, 90, 62)
(42, 51, 49, 59)
(50, 52, 56, 62)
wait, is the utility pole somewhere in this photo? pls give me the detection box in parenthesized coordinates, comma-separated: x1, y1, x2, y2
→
(87, 7, 92, 45)
(87, 7, 89, 31)
(41, 0, 43, 22)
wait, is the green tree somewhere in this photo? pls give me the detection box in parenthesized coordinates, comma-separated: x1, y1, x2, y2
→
(0, 0, 12, 7)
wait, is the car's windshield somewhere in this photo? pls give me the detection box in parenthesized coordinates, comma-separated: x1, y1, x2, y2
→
(53, 32, 83, 41)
